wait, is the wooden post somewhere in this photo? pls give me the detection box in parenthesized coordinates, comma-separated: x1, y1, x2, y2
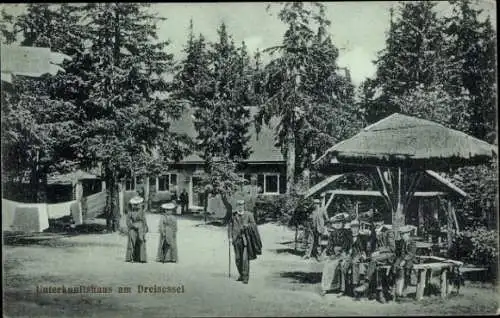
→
(447, 199, 453, 252)
(144, 176, 150, 211)
(418, 199, 424, 236)
(440, 268, 448, 298)
(416, 268, 427, 301)
(119, 181, 124, 216)
(452, 205, 460, 234)
(294, 224, 298, 251)
(395, 274, 405, 298)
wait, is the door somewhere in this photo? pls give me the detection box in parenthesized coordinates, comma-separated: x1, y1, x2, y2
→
(191, 176, 206, 209)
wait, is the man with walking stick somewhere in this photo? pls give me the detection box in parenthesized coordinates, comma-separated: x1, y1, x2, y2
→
(228, 199, 262, 284)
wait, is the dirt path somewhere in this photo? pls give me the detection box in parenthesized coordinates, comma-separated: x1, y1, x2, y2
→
(4, 214, 498, 317)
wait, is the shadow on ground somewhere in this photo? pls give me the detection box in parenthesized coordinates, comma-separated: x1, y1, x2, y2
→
(272, 248, 305, 257)
(279, 271, 322, 284)
(194, 220, 226, 227)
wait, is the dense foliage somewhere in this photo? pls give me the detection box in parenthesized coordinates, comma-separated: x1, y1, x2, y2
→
(1, 2, 496, 243)
(450, 228, 498, 280)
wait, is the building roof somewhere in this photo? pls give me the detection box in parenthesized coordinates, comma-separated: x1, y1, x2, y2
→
(48, 169, 100, 185)
(1, 45, 72, 83)
(314, 113, 496, 170)
(169, 106, 284, 163)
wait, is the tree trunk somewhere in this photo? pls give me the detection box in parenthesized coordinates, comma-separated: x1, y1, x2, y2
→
(286, 125, 295, 194)
(104, 164, 119, 232)
(221, 193, 233, 225)
(302, 168, 311, 190)
(294, 223, 299, 251)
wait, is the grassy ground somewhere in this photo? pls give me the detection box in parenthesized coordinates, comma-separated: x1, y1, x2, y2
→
(3, 214, 498, 317)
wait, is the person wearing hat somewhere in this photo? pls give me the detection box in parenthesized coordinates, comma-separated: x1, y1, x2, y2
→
(340, 219, 369, 295)
(156, 202, 178, 263)
(392, 225, 417, 298)
(304, 198, 329, 261)
(320, 213, 352, 296)
(125, 196, 148, 263)
(228, 199, 261, 284)
(356, 223, 396, 302)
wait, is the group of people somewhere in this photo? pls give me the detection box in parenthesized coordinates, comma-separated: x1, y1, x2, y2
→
(125, 196, 178, 264)
(124, 190, 417, 299)
(319, 208, 417, 302)
(124, 194, 263, 286)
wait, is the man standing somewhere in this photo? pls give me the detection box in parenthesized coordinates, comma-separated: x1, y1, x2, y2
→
(228, 199, 261, 284)
(179, 188, 189, 214)
(304, 199, 329, 261)
(320, 213, 351, 296)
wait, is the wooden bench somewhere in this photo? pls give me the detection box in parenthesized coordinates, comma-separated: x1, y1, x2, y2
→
(373, 256, 463, 302)
(413, 256, 463, 301)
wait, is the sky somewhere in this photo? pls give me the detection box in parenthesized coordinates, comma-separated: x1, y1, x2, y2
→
(1, 1, 496, 86)
(151, 1, 496, 85)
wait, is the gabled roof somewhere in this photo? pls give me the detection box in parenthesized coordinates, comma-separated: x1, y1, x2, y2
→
(1, 45, 72, 83)
(169, 106, 284, 163)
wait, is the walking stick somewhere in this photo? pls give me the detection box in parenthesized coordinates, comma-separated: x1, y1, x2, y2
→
(228, 223, 231, 278)
(228, 238, 231, 278)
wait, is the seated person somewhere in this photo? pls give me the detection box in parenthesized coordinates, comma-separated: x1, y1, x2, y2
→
(320, 213, 351, 296)
(355, 223, 396, 302)
(393, 225, 417, 298)
(341, 219, 369, 296)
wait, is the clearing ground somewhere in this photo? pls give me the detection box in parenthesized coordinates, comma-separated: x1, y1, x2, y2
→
(3, 213, 498, 317)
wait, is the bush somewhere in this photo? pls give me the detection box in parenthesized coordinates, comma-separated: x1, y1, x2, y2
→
(254, 194, 287, 223)
(450, 227, 498, 281)
(253, 193, 316, 227)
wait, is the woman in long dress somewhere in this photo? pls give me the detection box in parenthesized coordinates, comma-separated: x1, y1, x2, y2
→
(156, 202, 178, 263)
(125, 196, 148, 263)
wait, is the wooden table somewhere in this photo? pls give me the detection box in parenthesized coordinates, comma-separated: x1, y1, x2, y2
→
(413, 258, 462, 301)
(415, 241, 435, 256)
(375, 256, 463, 302)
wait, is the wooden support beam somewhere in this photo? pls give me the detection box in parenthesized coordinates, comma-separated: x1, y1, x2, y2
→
(452, 205, 460, 234)
(416, 268, 427, 301)
(440, 269, 448, 298)
(447, 199, 454, 251)
(323, 190, 448, 197)
(325, 192, 336, 210)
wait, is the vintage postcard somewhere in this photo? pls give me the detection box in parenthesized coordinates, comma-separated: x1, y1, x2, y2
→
(2, 2, 498, 317)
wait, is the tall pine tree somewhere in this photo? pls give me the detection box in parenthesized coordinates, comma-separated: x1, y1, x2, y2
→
(79, 3, 190, 229)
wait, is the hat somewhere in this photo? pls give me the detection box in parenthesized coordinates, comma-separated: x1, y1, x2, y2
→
(129, 196, 144, 205)
(237, 200, 245, 205)
(350, 219, 360, 227)
(330, 213, 348, 223)
(161, 203, 176, 210)
(399, 225, 413, 234)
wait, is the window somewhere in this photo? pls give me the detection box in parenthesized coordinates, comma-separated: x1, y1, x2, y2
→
(257, 173, 281, 194)
(125, 173, 135, 191)
(158, 173, 178, 192)
(149, 176, 156, 188)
